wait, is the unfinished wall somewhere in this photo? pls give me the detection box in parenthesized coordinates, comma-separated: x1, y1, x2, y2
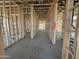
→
(30, 6, 39, 39)
(46, 0, 57, 44)
(0, 12, 5, 59)
(0, 1, 25, 48)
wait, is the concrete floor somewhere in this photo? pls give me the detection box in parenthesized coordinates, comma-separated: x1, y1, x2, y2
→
(6, 31, 62, 59)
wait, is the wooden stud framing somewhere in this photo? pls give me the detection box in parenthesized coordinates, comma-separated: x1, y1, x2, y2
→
(14, 4, 18, 41)
(8, 0, 14, 45)
(46, 0, 57, 44)
(3, 0, 10, 47)
(20, 7, 24, 38)
(62, 0, 74, 59)
(19, 7, 22, 38)
(0, 0, 5, 59)
(18, 6, 22, 39)
(0, 9, 5, 59)
(30, 5, 34, 39)
(30, 5, 39, 39)
(75, 7, 79, 59)
(61, 0, 79, 59)
(20, 6, 25, 38)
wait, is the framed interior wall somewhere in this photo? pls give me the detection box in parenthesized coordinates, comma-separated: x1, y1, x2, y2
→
(62, 0, 79, 59)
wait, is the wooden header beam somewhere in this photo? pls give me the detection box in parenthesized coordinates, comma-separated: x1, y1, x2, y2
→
(0, 5, 18, 7)
(0, 0, 23, 3)
(30, 3, 52, 6)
